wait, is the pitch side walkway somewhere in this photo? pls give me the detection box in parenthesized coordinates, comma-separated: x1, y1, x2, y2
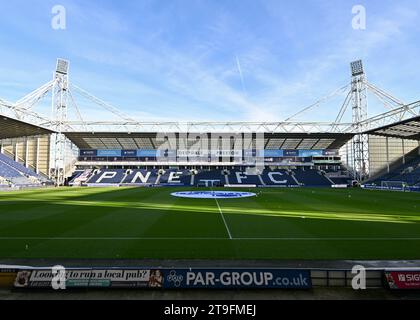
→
(1, 259, 420, 269)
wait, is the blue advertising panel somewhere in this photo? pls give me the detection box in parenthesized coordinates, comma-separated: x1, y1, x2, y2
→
(163, 268, 311, 289)
(299, 150, 323, 157)
(122, 150, 137, 156)
(137, 150, 159, 157)
(323, 150, 338, 156)
(10, 267, 311, 290)
(260, 150, 284, 157)
(283, 150, 299, 157)
(97, 150, 122, 157)
(80, 150, 97, 156)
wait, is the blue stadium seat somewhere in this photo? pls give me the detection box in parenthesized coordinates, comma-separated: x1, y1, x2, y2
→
(228, 169, 262, 185)
(159, 169, 191, 185)
(121, 169, 159, 185)
(194, 170, 225, 186)
(87, 169, 126, 184)
(0, 153, 47, 186)
(292, 168, 332, 186)
(260, 169, 298, 186)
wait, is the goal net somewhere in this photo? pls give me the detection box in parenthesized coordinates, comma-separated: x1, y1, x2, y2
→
(381, 181, 409, 191)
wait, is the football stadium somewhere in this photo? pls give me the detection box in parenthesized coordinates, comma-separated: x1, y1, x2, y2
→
(0, 56, 419, 298)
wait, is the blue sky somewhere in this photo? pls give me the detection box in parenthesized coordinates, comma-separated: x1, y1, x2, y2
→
(0, 0, 419, 122)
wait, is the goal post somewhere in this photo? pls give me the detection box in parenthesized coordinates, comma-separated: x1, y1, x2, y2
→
(380, 181, 409, 191)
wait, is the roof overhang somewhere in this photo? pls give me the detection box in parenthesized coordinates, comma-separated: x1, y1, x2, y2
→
(0, 115, 55, 139)
(364, 115, 420, 140)
(64, 132, 354, 150)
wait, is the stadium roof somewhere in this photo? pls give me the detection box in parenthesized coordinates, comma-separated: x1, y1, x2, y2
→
(0, 115, 54, 139)
(65, 132, 354, 150)
(364, 115, 420, 140)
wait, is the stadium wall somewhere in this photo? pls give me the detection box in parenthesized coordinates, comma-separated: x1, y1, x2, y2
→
(368, 135, 419, 178)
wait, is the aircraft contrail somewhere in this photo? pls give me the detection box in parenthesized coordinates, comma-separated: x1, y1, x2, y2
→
(235, 55, 246, 95)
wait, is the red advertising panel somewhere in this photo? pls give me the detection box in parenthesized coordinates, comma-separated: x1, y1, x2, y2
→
(384, 271, 420, 289)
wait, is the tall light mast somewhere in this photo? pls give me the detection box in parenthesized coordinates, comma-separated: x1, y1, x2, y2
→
(350, 60, 369, 181)
(50, 58, 69, 186)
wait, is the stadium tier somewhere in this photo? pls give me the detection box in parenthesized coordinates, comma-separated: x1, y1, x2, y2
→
(367, 149, 420, 188)
(64, 144, 356, 187)
(69, 167, 348, 187)
(68, 144, 351, 187)
(292, 168, 332, 186)
(0, 153, 50, 187)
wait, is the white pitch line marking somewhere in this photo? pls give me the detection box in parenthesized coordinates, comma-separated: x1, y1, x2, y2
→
(233, 237, 420, 241)
(1, 237, 420, 241)
(214, 196, 233, 240)
(0, 237, 227, 240)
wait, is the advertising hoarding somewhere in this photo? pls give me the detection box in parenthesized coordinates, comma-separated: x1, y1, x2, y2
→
(11, 268, 312, 290)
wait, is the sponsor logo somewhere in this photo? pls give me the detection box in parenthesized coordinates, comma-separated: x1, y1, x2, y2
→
(164, 269, 311, 289)
(171, 191, 256, 199)
(167, 270, 184, 287)
(385, 271, 420, 289)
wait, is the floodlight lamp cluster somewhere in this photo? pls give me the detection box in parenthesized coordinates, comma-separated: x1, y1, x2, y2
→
(56, 58, 69, 75)
(350, 60, 364, 76)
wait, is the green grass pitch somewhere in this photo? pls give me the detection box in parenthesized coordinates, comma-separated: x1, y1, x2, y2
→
(0, 187, 419, 260)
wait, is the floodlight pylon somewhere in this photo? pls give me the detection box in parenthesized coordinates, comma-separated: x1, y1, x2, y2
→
(50, 58, 70, 186)
(350, 60, 369, 181)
